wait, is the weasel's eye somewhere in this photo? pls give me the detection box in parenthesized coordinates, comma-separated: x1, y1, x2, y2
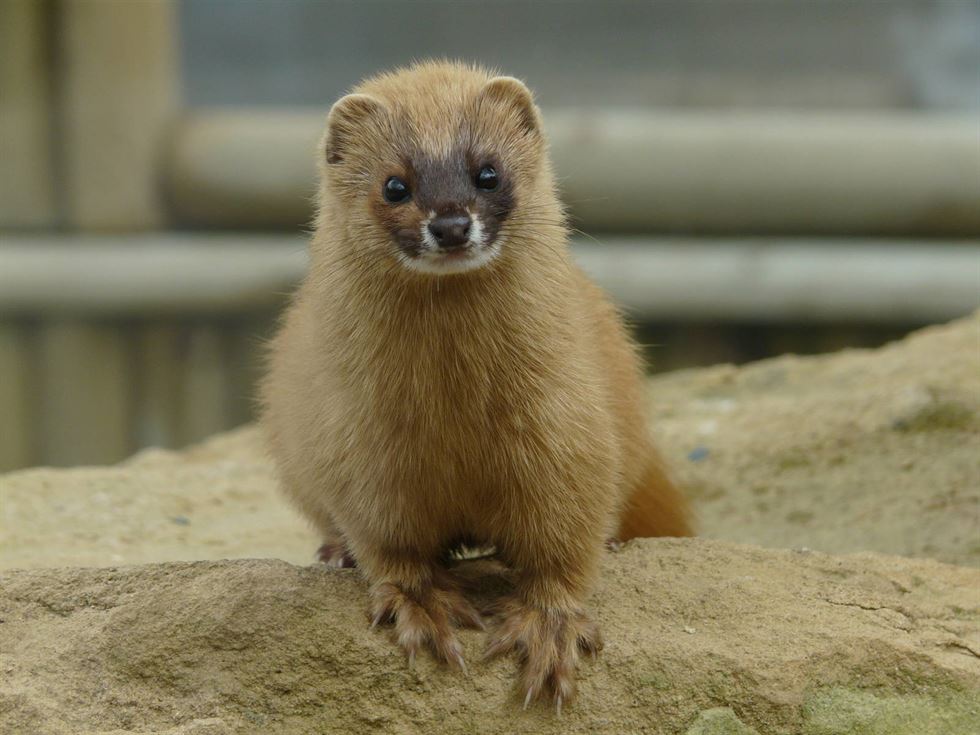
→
(475, 165, 499, 191)
(383, 176, 410, 203)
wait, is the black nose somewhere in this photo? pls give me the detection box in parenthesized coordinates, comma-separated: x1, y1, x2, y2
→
(428, 213, 472, 249)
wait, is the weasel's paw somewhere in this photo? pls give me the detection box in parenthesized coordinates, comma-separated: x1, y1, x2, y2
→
(369, 581, 484, 671)
(316, 541, 356, 568)
(484, 598, 602, 712)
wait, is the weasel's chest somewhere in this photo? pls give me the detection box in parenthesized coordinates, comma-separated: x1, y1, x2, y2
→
(349, 333, 550, 466)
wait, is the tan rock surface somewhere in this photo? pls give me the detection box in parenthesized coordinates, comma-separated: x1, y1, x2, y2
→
(653, 312, 980, 566)
(1, 541, 978, 735)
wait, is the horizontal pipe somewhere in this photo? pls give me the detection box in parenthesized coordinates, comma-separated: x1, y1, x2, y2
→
(1, 235, 977, 322)
(164, 109, 980, 235)
(0, 235, 306, 315)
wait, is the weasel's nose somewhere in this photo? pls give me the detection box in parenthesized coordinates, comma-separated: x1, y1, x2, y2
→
(428, 213, 471, 250)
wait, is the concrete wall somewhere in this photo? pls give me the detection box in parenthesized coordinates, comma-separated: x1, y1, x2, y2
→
(180, 0, 980, 111)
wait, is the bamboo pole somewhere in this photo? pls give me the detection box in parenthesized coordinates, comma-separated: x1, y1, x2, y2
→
(135, 324, 182, 449)
(164, 110, 980, 236)
(177, 326, 228, 447)
(37, 321, 131, 466)
(0, 0, 57, 228)
(0, 323, 34, 470)
(1, 235, 976, 323)
(0, 235, 304, 315)
(57, 0, 179, 230)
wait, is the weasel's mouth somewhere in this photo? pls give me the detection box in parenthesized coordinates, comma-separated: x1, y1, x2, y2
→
(397, 213, 500, 275)
(401, 241, 500, 275)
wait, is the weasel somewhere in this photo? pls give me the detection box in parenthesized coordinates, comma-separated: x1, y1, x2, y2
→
(261, 61, 692, 710)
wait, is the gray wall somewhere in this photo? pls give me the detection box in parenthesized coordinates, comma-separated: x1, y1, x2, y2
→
(180, 0, 980, 110)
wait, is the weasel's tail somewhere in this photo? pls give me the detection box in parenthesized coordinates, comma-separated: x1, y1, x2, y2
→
(617, 456, 694, 541)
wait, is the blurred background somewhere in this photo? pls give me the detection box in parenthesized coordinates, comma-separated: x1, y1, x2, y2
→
(1, 0, 978, 470)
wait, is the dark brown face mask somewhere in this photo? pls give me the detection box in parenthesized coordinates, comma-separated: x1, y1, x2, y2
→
(372, 146, 515, 264)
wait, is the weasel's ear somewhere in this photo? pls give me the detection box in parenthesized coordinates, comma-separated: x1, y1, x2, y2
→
(324, 93, 385, 164)
(481, 76, 540, 137)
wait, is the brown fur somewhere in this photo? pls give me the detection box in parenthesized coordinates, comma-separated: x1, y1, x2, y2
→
(260, 61, 691, 708)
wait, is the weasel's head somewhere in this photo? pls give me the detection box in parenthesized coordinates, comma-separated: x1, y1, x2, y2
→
(318, 62, 558, 277)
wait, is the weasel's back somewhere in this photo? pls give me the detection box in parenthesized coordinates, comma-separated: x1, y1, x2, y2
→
(575, 268, 694, 540)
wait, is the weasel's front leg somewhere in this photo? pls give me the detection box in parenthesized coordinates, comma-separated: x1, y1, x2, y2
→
(486, 530, 605, 711)
(363, 552, 484, 670)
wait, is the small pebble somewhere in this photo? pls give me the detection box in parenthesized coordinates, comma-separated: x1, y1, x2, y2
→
(171, 516, 191, 526)
(683, 626, 696, 635)
(687, 446, 710, 462)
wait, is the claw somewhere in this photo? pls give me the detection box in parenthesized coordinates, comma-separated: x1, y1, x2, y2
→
(555, 693, 563, 716)
(407, 648, 416, 670)
(462, 610, 486, 631)
(523, 687, 534, 710)
(483, 641, 504, 662)
(370, 610, 386, 629)
(452, 650, 467, 674)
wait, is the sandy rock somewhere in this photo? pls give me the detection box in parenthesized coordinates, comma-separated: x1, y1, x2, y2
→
(652, 312, 980, 566)
(1, 540, 978, 735)
(684, 708, 760, 735)
(0, 426, 301, 570)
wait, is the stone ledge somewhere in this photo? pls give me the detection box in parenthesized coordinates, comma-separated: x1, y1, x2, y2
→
(1, 539, 977, 734)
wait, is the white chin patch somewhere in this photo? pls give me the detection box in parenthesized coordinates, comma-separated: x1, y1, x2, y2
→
(399, 212, 500, 275)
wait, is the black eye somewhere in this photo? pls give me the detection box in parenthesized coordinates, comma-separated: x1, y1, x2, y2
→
(475, 165, 498, 191)
(383, 176, 410, 203)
